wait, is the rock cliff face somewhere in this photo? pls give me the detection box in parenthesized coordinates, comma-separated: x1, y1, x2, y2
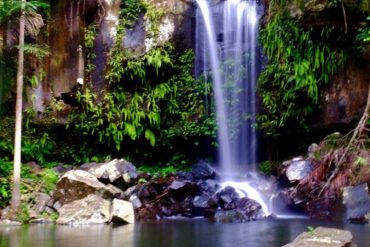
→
(21, 0, 195, 109)
(314, 56, 370, 128)
(2, 0, 369, 131)
(48, 0, 87, 97)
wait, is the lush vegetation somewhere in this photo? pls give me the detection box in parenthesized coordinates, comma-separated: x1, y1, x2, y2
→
(0, 158, 59, 218)
(0, 0, 369, 213)
(258, 1, 349, 138)
(66, 0, 215, 167)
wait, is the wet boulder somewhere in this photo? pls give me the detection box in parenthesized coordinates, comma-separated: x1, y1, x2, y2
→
(197, 179, 220, 195)
(136, 207, 159, 221)
(169, 180, 187, 190)
(169, 180, 199, 202)
(193, 194, 218, 209)
(342, 184, 370, 223)
(191, 160, 216, 180)
(176, 171, 194, 181)
(284, 158, 314, 182)
(134, 184, 158, 203)
(235, 197, 263, 220)
(283, 227, 355, 247)
(162, 198, 193, 217)
(214, 210, 247, 223)
(269, 191, 293, 215)
(52, 170, 117, 206)
(217, 186, 240, 210)
(56, 194, 111, 225)
(192, 193, 219, 217)
(111, 199, 135, 224)
(213, 196, 263, 223)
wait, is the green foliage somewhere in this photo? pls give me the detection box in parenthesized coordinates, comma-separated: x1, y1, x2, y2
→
(20, 44, 49, 60)
(258, 13, 347, 137)
(0, 0, 49, 25)
(120, 0, 147, 28)
(355, 156, 368, 166)
(356, 16, 370, 45)
(0, 160, 12, 208)
(0, 158, 60, 209)
(138, 162, 189, 178)
(307, 226, 316, 235)
(22, 133, 55, 163)
(18, 204, 31, 223)
(70, 46, 215, 154)
(84, 24, 97, 77)
(259, 160, 275, 174)
(0, 117, 56, 163)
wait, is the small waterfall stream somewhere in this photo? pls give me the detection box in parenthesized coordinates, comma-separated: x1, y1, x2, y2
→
(195, 0, 272, 216)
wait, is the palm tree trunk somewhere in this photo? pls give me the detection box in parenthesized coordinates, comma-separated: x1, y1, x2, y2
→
(11, 0, 26, 211)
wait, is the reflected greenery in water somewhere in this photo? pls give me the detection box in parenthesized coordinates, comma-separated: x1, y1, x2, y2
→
(0, 219, 370, 247)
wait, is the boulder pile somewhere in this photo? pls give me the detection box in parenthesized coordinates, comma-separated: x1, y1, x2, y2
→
(35, 159, 265, 224)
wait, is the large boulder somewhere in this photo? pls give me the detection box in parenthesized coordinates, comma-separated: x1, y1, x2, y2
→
(83, 159, 138, 183)
(193, 194, 218, 209)
(216, 186, 240, 210)
(283, 227, 356, 247)
(284, 158, 314, 182)
(52, 170, 118, 206)
(191, 160, 216, 180)
(214, 197, 263, 223)
(111, 199, 135, 224)
(342, 184, 370, 223)
(56, 194, 111, 225)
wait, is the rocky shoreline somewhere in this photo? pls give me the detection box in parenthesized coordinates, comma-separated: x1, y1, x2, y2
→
(1, 148, 369, 225)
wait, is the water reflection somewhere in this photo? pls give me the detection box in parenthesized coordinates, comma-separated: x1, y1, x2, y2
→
(0, 219, 369, 247)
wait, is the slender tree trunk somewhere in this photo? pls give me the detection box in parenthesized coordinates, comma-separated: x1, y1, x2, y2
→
(11, 0, 26, 211)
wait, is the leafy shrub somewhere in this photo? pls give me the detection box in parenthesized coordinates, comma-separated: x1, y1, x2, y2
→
(69, 46, 215, 155)
(258, 8, 347, 137)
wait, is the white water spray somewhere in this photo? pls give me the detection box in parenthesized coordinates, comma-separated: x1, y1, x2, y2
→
(195, 0, 272, 216)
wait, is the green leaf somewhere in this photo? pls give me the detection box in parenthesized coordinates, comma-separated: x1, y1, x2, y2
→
(145, 129, 156, 146)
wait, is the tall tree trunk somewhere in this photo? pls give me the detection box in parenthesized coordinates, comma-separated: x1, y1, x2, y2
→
(11, 0, 26, 211)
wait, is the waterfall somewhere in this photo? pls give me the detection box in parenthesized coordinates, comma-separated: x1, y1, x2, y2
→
(195, 0, 261, 176)
(195, 0, 271, 216)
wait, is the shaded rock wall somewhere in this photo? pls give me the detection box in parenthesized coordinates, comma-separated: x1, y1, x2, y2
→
(48, 0, 87, 97)
(314, 55, 370, 128)
(45, 0, 195, 101)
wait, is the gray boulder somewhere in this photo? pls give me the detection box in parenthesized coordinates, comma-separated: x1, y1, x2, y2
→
(129, 194, 143, 209)
(33, 193, 51, 213)
(193, 194, 218, 208)
(217, 186, 240, 209)
(285, 159, 313, 182)
(53, 170, 117, 206)
(111, 199, 135, 224)
(56, 194, 111, 224)
(342, 184, 370, 223)
(213, 197, 263, 223)
(283, 227, 356, 247)
(191, 160, 216, 179)
(85, 159, 137, 183)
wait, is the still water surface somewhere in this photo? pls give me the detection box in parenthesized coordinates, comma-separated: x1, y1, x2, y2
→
(0, 219, 369, 247)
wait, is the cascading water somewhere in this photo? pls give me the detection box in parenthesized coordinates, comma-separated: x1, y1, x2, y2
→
(195, 0, 272, 216)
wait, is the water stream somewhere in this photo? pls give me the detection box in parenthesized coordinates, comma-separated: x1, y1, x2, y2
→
(195, 0, 272, 215)
(1, 219, 369, 247)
